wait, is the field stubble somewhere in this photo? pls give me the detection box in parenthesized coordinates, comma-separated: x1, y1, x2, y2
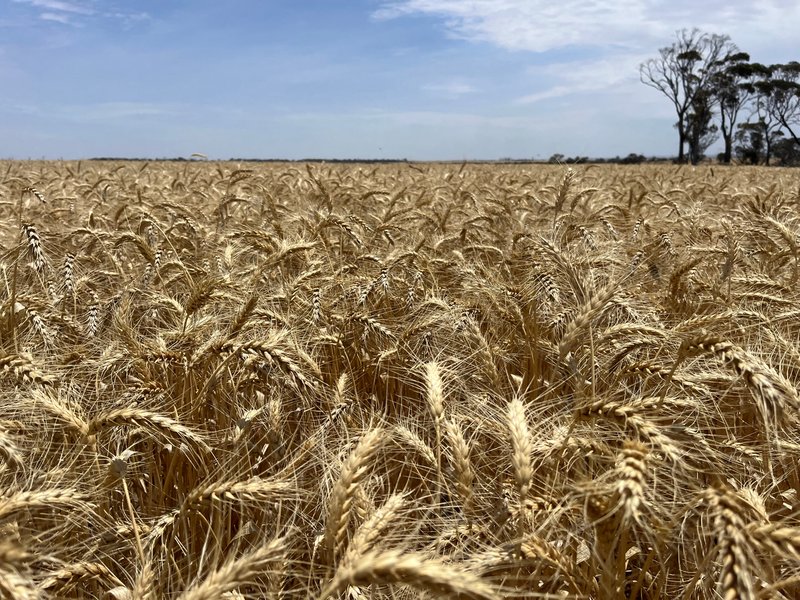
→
(1, 160, 800, 599)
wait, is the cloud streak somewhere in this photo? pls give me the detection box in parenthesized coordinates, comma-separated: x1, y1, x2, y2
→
(423, 80, 478, 97)
(2, 101, 176, 121)
(516, 53, 647, 104)
(375, 0, 800, 55)
(375, 0, 649, 51)
(39, 12, 72, 24)
(14, 0, 93, 15)
(12, 0, 150, 28)
(375, 0, 800, 131)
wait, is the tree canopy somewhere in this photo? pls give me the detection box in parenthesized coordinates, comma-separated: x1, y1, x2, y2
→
(641, 29, 800, 165)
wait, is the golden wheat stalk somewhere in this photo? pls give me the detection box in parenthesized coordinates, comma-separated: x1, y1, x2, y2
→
(39, 561, 125, 594)
(323, 428, 384, 565)
(176, 536, 286, 600)
(87, 407, 211, 454)
(322, 547, 499, 600)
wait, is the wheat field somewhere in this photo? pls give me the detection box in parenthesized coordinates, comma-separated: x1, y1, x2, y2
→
(1, 160, 800, 599)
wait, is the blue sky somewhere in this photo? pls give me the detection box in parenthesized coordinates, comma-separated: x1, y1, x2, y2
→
(2, 0, 799, 160)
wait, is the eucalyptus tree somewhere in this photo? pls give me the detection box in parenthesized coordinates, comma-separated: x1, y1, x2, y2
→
(710, 52, 757, 163)
(641, 29, 735, 163)
(759, 62, 800, 148)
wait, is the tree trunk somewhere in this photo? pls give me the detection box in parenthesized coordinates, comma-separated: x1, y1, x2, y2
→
(692, 130, 703, 165)
(720, 115, 732, 164)
(723, 135, 733, 164)
(689, 128, 701, 165)
(677, 125, 686, 163)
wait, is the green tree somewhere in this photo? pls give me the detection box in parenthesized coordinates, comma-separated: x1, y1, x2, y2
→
(686, 88, 719, 164)
(748, 64, 796, 164)
(773, 136, 800, 165)
(734, 118, 784, 165)
(759, 62, 800, 147)
(640, 29, 734, 163)
(710, 52, 757, 163)
(735, 122, 765, 164)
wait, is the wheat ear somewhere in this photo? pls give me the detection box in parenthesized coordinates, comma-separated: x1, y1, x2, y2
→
(322, 548, 499, 600)
(424, 361, 445, 505)
(444, 418, 475, 523)
(506, 397, 532, 547)
(39, 561, 124, 594)
(708, 488, 755, 600)
(176, 536, 286, 600)
(0, 488, 89, 521)
(0, 351, 57, 386)
(88, 407, 211, 454)
(0, 426, 24, 473)
(558, 284, 616, 360)
(342, 494, 406, 564)
(181, 478, 295, 513)
(323, 428, 384, 565)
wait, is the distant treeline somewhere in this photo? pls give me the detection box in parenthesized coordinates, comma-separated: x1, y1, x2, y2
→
(83, 156, 674, 165)
(87, 157, 412, 163)
(543, 154, 670, 165)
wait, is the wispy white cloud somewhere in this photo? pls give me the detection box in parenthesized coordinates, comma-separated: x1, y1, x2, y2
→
(516, 54, 647, 104)
(12, 0, 150, 28)
(75, 102, 171, 120)
(374, 0, 800, 56)
(374, 0, 650, 52)
(105, 11, 151, 28)
(2, 101, 175, 121)
(423, 80, 478, 97)
(14, 0, 93, 15)
(39, 11, 73, 24)
(375, 0, 800, 126)
(67, 103, 176, 122)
